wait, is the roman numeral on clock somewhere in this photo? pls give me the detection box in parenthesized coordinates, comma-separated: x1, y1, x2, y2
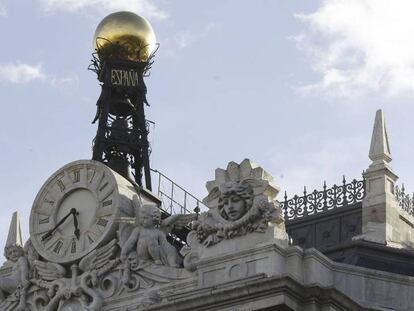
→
(53, 240, 63, 254)
(57, 179, 65, 192)
(97, 218, 108, 227)
(43, 198, 54, 205)
(73, 170, 80, 183)
(102, 199, 112, 207)
(99, 182, 109, 192)
(39, 216, 49, 224)
(71, 240, 77, 254)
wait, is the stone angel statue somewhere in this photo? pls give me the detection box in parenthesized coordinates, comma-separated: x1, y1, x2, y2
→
(0, 243, 30, 311)
(120, 195, 197, 269)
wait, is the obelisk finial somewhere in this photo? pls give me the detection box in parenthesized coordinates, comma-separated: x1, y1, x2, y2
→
(5, 211, 23, 250)
(369, 109, 392, 165)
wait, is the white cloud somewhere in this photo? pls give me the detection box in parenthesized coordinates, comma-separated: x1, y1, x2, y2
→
(0, 63, 46, 84)
(293, 0, 414, 98)
(50, 73, 79, 89)
(0, 62, 78, 89)
(161, 23, 218, 57)
(39, 0, 167, 20)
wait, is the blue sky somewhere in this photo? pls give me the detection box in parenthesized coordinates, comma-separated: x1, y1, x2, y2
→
(1, 0, 414, 257)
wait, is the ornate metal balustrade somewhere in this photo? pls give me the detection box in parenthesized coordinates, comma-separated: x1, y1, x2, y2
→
(395, 184, 414, 216)
(150, 169, 205, 216)
(280, 177, 365, 221)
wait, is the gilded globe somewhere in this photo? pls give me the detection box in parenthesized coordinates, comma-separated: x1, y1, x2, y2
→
(93, 11, 157, 62)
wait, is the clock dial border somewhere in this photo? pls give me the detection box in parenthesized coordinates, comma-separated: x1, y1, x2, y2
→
(30, 160, 120, 264)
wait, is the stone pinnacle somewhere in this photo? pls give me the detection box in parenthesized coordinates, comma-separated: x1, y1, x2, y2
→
(369, 109, 392, 164)
(5, 211, 23, 249)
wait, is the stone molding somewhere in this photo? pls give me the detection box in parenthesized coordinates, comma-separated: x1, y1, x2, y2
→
(193, 240, 414, 311)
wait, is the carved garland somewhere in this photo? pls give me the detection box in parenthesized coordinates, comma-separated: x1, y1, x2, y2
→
(193, 195, 276, 246)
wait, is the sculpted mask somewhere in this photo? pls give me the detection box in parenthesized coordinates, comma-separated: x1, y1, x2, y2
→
(187, 159, 282, 249)
(218, 182, 253, 221)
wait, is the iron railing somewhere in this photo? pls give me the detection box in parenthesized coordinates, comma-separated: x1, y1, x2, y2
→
(395, 184, 414, 216)
(281, 177, 365, 221)
(150, 169, 205, 216)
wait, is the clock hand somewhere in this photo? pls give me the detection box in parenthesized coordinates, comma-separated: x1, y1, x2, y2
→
(73, 211, 80, 240)
(41, 208, 77, 241)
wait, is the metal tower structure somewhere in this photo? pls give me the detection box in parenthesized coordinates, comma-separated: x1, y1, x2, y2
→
(89, 12, 158, 191)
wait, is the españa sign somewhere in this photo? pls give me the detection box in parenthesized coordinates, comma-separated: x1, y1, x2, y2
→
(110, 68, 140, 87)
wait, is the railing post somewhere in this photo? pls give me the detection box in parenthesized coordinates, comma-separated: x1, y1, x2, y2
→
(303, 186, 308, 217)
(194, 202, 200, 219)
(157, 171, 161, 197)
(342, 175, 348, 207)
(183, 192, 187, 214)
(151, 169, 205, 216)
(170, 183, 174, 214)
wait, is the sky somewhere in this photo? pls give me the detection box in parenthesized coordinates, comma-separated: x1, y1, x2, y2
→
(1, 0, 414, 259)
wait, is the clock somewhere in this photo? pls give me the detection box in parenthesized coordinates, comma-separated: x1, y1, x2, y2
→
(30, 160, 125, 264)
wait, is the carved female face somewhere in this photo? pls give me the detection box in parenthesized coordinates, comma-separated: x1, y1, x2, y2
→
(218, 181, 254, 221)
(222, 194, 247, 221)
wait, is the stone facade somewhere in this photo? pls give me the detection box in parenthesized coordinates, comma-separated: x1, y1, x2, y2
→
(1, 111, 414, 311)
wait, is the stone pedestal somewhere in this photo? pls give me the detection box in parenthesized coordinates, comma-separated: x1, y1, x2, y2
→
(355, 110, 414, 248)
(193, 226, 288, 287)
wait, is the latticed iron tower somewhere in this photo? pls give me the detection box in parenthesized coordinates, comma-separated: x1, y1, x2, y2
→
(89, 12, 158, 190)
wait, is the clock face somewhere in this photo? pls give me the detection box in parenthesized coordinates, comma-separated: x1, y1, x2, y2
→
(30, 160, 119, 263)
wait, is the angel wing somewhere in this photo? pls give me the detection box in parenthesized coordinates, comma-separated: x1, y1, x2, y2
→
(79, 238, 118, 274)
(161, 214, 198, 235)
(33, 260, 66, 281)
(0, 296, 18, 311)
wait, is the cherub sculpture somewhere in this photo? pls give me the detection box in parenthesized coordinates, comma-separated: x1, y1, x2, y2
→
(120, 195, 196, 269)
(0, 243, 29, 302)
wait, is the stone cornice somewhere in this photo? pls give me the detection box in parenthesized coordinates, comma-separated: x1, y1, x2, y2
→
(142, 275, 377, 311)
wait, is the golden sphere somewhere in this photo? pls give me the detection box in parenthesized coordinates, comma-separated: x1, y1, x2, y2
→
(93, 11, 157, 62)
